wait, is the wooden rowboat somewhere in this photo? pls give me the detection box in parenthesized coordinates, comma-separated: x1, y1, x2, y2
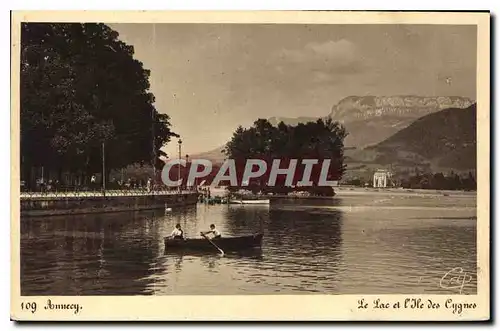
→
(164, 233, 263, 252)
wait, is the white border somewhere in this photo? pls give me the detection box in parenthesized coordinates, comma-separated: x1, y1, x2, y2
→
(4, 2, 495, 328)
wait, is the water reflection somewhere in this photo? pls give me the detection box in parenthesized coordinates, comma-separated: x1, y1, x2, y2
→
(393, 223, 477, 294)
(20, 193, 477, 295)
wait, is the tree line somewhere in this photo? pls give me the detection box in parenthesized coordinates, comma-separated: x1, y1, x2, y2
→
(399, 171, 476, 191)
(343, 171, 476, 191)
(20, 23, 176, 190)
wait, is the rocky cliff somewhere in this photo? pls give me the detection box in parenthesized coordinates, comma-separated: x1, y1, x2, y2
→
(329, 95, 474, 147)
(191, 95, 476, 165)
(329, 95, 474, 122)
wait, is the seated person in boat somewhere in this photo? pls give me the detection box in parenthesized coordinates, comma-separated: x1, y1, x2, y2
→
(170, 223, 184, 240)
(200, 224, 221, 239)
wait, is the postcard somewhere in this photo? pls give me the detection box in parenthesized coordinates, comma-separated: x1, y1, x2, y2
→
(10, 10, 490, 321)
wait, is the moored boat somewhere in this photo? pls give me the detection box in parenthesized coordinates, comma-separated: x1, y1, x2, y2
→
(229, 199, 270, 205)
(164, 233, 263, 252)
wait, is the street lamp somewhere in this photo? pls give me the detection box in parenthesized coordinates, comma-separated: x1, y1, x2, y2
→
(151, 110, 156, 192)
(178, 139, 182, 192)
(185, 154, 190, 189)
(102, 141, 106, 192)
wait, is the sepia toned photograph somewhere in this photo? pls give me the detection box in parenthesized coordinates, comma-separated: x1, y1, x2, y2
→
(10, 10, 490, 321)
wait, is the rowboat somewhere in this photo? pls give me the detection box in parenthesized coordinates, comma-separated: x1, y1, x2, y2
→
(164, 233, 264, 252)
(229, 199, 270, 205)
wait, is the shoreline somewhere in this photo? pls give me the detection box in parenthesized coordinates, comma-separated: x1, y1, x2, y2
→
(334, 187, 476, 198)
(20, 191, 199, 217)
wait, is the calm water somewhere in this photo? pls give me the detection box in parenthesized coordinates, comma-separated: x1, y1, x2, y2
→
(20, 192, 477, 295)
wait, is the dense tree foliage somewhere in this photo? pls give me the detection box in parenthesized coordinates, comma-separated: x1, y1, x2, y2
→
(341, 171, 476, 191)
(20, 23, 176, 189)
(222, 118, 347, 195)
(399, 171, 476, 191)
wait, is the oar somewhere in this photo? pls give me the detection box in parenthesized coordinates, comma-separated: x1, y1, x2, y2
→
(201, 233, 224, 256)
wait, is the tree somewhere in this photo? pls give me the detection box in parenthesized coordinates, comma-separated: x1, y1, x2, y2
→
(20, 23, 177, 189)
(464, 171, 477, 191)
(223, 118, 347, 194)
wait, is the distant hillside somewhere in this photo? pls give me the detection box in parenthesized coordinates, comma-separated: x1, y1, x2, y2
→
(191, 146, 226, 163)
(267, 116, 319, 127)
(329, 95, 474, 147)
(191, 95, 476, 168)
(355, 103, 476, 172)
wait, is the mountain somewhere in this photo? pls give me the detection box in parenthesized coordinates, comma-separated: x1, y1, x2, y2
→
(349, 103, 477, 173)
(329, 95, 474, 147)
(267, 116, 319, 127)
(191, 95, 475, 168)
(190, 146, 226, 163)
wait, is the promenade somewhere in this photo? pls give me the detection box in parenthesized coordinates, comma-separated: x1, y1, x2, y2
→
(20, 189, 198, 199)
(20, 189, 200, 217)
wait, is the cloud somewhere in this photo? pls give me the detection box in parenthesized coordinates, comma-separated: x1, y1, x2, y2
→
(305, 39, 356, 59)
(275, 39, 369, 84)
(312, 71, 339, 83)
(279, 39, 356, 63)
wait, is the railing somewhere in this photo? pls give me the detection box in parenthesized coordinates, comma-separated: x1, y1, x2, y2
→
(20, 188, 199, 199)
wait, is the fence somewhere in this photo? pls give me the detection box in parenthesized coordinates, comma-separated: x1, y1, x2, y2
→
(20, 188, 199, 199)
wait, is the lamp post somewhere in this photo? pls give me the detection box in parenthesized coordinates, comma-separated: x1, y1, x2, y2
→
(102, 141, 106, 192)
(185, 154, 189, 190)
(178, 138, 182, 192)
(152, 111, 155, 192)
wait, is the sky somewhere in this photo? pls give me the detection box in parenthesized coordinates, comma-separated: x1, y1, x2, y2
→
(109, 23, 477, 157)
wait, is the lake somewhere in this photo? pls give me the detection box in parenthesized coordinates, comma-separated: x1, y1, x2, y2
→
(20, 191, 477, 295)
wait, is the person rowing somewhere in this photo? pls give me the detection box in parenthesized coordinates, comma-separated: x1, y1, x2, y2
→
(200, 224, 221, 239)
(170, 223, 184, 240)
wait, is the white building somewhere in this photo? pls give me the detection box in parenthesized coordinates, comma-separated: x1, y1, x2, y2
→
(373, 169, 391, 188)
